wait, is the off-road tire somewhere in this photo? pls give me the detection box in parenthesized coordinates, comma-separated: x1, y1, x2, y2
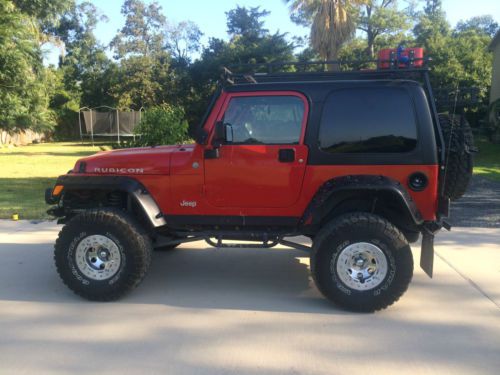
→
(439, 114, 474, 201)
(54, 209, 152, 301)
(310, 212, 413, 312)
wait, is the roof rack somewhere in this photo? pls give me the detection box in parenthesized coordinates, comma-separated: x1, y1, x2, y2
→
(221, 57, 432, 86)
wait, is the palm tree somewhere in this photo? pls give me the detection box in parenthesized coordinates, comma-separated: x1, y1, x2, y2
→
(287, 0, 368, 70)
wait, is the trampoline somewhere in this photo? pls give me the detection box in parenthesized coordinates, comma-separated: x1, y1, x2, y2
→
(79, 106, 144, 145)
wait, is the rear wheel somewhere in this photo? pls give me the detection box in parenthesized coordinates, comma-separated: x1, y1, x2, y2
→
(54, 209, 152, 301)
(311, 213, 413, 312)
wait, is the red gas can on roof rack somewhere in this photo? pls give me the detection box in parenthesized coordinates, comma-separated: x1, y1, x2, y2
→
(378, 47, 424, 69)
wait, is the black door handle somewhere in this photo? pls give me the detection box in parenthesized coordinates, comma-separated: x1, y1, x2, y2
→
(278, 149, 295, 162)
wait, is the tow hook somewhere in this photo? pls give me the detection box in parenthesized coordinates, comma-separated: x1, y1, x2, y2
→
(442, 220, 451, 231)
(45, 188, 58, 205)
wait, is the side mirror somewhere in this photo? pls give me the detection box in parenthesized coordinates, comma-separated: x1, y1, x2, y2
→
(212, 121, 233, 146)
(213, 121, 226, 145)
(196, 128, 209, 145)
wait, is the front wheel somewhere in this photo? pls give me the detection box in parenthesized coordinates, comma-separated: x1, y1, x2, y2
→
(311, 213, 413, 312)
(54, 209, 152, 301)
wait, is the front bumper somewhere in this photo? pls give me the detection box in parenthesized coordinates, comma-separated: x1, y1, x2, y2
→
(45, 187, 61, 205)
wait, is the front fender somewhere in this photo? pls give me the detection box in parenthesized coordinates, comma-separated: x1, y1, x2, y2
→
(47, 175, 166, 228)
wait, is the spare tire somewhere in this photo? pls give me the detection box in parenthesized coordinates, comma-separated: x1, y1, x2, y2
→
(439, 114, 474, 201)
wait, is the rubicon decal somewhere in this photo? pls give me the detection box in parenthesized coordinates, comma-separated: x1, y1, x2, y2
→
(94, 167, 144, 174)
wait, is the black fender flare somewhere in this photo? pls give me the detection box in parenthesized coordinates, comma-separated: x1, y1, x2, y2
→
(50, 175, 167, 228)
(300, 175, 423, 229)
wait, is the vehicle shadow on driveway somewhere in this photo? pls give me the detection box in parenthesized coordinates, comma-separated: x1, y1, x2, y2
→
(132, 246, 340, 314)
(0, 241, 340, 314)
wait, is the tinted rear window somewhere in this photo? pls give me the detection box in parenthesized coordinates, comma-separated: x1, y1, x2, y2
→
(319, 87, 417, 153)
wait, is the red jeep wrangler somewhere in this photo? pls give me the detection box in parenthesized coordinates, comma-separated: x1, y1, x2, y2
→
(46, 55, 473, 312)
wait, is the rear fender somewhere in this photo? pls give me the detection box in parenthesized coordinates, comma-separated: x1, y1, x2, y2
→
(300, 175, 424, 230)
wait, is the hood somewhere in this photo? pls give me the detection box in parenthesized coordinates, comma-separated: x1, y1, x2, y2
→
(75, 144, 195, 175)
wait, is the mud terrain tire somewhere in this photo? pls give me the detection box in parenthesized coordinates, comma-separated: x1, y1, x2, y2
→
(54, 209, 152, 301)
(439, 114, 474, 201)
(310, 213, 413, 312)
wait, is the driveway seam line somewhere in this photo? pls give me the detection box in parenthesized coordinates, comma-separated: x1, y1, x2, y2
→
(435, 251, 500, 310)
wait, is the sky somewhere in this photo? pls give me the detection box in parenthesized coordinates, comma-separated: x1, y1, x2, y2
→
(43, 0, 500, 65)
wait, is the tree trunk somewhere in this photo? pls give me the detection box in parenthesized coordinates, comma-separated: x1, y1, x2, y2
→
(492, 129, 500, 144)
(326, 50, 340, 72)
(365, 6, 375, 59)
(367, 33, 375, 59)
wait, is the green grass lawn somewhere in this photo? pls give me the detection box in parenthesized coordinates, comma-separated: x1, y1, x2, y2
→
(474, 138, 500, 181)
(0, 142, 102, 219)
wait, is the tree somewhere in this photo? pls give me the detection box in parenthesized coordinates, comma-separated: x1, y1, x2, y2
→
(337, 37, 371, 68)
(14, 0, 72, 47)
(159, 20, 203, 125)
(187, 6, 295, 133)
(54, 2, 114, 108)
(164, 20, 203, 63)
(12, 0, 71, 22)
(193, 6, 295, 79)
(450, 25, 493, 105)
(133, 104, 189, 146)
(456, 15, 498, 38)
(0, 0, 71, 134)
(413, 0, 449, 43)
(286, 0, 368, 69)
(357, 0, 411, 58)
(226, 6, 270, 40)
(110, 0, 165, 58)
(423, 0, 441, 16)
(413, 0, 452, 84)
(110, 0, 169, 109)
(412, 2, 494, 126)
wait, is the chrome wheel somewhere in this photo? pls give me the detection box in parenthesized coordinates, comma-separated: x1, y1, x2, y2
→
(334, 242, 388, 291)
(75, 235, 122, 281)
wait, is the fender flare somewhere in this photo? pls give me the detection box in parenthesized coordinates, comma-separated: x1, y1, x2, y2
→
(300, 175, 423, 229)
(51, 175, 167, 228)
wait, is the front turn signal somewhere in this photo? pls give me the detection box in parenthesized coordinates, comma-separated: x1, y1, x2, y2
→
(52, 185, 64, 196)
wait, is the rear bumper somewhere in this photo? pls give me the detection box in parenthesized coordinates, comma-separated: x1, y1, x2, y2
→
(437, 196, 450, 219)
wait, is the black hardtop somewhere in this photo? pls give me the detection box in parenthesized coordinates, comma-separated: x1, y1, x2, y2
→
(222, 78, 438, 166)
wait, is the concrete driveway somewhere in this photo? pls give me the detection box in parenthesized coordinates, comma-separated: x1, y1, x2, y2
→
(0, 221, 499, 375)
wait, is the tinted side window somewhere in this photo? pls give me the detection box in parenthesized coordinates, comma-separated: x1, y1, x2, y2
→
(319, 88, 417, 153)
(223, 96, 305, 144)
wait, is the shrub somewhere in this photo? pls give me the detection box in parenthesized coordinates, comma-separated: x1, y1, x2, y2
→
(133, 104, 189, 146)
